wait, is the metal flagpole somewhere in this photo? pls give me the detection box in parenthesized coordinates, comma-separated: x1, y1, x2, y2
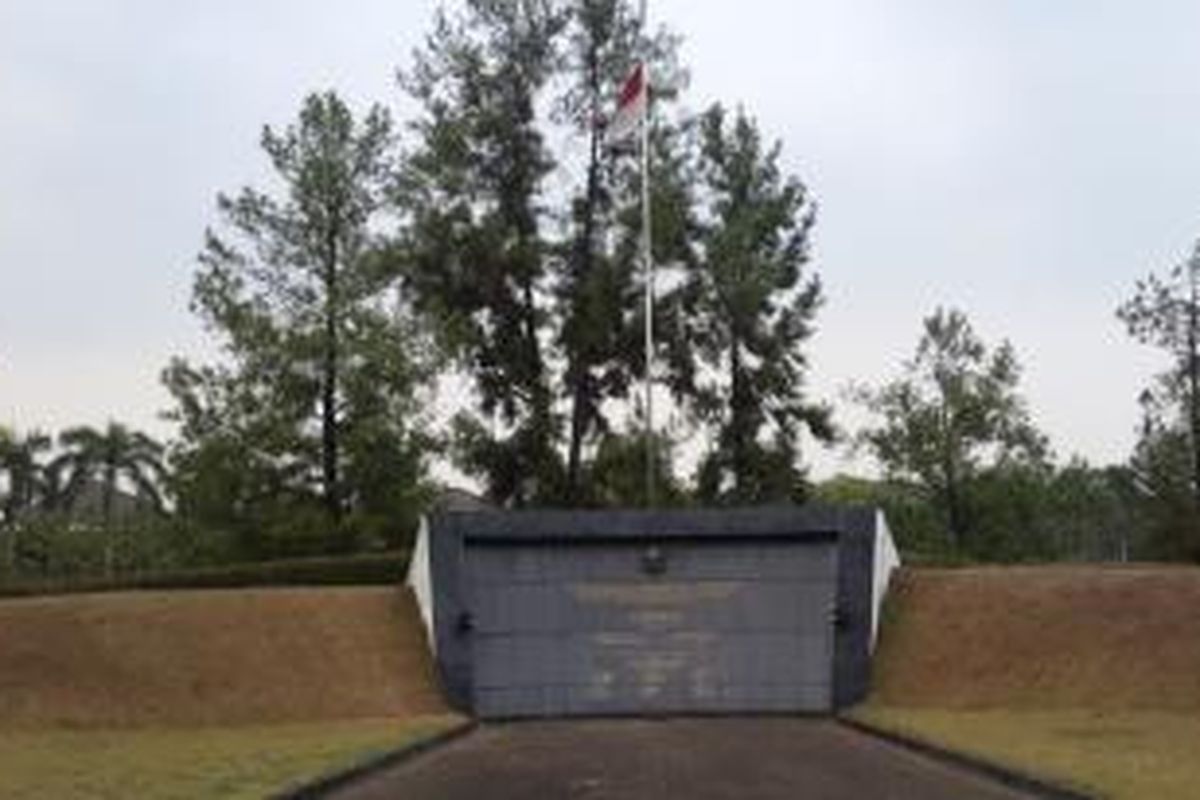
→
(639, 0, 655, 507)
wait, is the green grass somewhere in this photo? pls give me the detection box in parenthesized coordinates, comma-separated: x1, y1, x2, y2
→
(0, 714, 463, 800)
(852, 707, 1200, 800)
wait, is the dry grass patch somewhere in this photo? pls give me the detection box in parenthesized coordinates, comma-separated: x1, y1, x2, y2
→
(0, 714, 464, 800)
(0, 586, 446, 728)
(853, 707, 1200, 800)
(872, 565, 1200, 711)
(0, 585, 459, 798)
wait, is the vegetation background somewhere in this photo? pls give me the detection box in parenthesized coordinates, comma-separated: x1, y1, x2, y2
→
(4, 0, 1199, 586)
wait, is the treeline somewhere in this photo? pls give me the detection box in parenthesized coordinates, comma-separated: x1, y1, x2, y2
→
(821, 310, 1145, 563)
(822, 292, 1200, 564)
(0, 422, 222, 579)
(3, 0, 1199, 579)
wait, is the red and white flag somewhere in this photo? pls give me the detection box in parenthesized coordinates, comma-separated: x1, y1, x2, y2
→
(606, 62, 647, 148)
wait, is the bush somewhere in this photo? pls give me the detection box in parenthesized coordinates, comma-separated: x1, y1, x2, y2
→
(4, 514, 242, 581)
(0, 550, 410, 599)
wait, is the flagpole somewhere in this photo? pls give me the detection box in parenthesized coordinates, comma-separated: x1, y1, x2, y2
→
(639, 1, 655, 507)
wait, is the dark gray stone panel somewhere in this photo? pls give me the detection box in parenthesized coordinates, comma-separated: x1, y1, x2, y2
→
(832, 508, 876, 708)
(429, 505, 882, 716)
(466, 540, 837, 718)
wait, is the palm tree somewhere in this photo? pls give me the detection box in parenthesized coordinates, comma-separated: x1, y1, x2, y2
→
(49, 421, 166, 576)
(0, 428, 52, 571)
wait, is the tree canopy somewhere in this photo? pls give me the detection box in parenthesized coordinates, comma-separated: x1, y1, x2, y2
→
(164, 91, 434, 556)
(11, 2, 1200, 583)
(1119, 242, 1200, 559)
(688, 104, 831, 504)
(395, 0, 825, 506)
(855, 308, 1048, 554)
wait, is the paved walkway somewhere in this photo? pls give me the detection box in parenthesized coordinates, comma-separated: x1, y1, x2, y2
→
(330, 717, 1033, 800)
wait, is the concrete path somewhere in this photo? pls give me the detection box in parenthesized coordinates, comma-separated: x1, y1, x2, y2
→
(329, 717, 1034, 800)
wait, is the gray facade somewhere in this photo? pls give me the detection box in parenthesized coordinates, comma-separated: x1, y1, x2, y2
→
(417, 505, 893, 719)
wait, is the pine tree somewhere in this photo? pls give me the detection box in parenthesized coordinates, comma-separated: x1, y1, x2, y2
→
(398, 1, 566, 506)
(1118, 240, 1200, 506)
(1119, 242, 1200, 559)
(166, 92, 431, 553)
(553, 0, 689, 503)
(687, 105, 831, 504)
(397, 3, 824, 508)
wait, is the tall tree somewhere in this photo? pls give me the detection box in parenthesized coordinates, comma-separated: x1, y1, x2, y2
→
(856, 308, 1048, 553)
(48, 421, 165, 575)
(0, 428, 51, 570)
(1126, 386, 1200, 560)
(556, 0, 637, 502)
(397, 3, 829, 506)
(553, 0, 690, 503)
(398, 0, 567, 505)
(166, 91, 432, 551)
(1118, 240, 1200, 506)
(687, 104, 831, 504)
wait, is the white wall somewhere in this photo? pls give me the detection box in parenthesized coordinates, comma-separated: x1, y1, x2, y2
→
(870, 510, 902, 651)
(405, 516, 436, 655)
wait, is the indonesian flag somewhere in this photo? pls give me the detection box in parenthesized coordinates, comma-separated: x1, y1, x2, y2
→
(606, 62, 647, 148)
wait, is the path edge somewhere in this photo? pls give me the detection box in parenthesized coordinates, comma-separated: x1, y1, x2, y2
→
(270, 718, 478, 799)
(837, 715, 1096, 800)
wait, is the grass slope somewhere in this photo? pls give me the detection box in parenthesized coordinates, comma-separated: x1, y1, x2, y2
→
(870, 565, 1200, 710)
(861, 565, 1200, 799)
(0, 586, 447, 727)
(0, 586, 455, 797)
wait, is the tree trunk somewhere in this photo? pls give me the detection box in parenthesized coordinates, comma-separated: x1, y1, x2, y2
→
(4, 500, 15, 573)
(730, 336, 748, 500)
(566, 47, 603, 505)
(2, 481, 15, 569)
(521, 272, 550, 503)
(565, 371, 589, 503)
(322, 223, 341, 526)
(939, 396, 963, 553)
(944, 458, 963, 553)
(1188, 263, 1200, 507)
(102, 462, 115, 578)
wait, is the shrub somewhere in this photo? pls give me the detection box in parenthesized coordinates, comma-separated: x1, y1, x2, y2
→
(0, 550, 410, 599)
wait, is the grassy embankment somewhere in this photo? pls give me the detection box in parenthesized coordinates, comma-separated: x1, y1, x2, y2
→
(0, 586, 459, 798)
(854, 565, 1200, 799)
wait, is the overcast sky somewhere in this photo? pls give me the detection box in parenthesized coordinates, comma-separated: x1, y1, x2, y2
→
(3, 0, 1197, 479)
